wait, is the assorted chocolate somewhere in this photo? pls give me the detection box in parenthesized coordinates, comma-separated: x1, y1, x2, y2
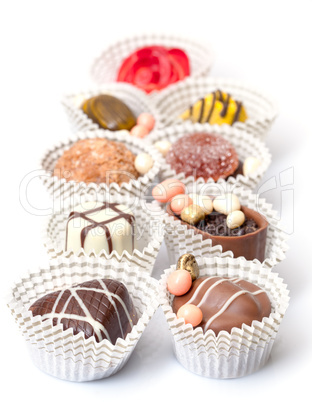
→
(180, 89, 248, 126)
(29, 278, 138, 344)
(65, 201, 137, 255)
(14, 38, 283, 380)
(167, 254, 271, 335)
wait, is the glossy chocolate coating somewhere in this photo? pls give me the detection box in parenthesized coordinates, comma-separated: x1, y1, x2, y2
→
(172, 276, 271, 335)
(167, 204, 268, 262)
(82, 94, 136, 131)
(29, 278, 138, 344)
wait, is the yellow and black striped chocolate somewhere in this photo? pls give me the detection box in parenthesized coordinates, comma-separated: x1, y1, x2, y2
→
(180, 90, 248, 125)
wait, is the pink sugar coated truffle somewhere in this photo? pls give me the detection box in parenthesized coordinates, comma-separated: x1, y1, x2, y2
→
(177, 304, 203, 327)
(167, 270, 192, 296)
(152, 178, 186, 203)
(170, 194, 193, 215)
(166, 132, 239, 181)
(137, 113, 155, 131)
(130, 124, 150, 138)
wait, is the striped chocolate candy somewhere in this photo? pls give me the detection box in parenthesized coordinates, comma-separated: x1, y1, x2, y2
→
(29, 278, 138, 344)
(172, 276, 271, 335)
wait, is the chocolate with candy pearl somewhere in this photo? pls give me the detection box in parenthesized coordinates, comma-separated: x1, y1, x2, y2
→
(172, 276, 271, 335)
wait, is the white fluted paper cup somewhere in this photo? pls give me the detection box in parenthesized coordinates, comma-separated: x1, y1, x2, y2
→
(42, 192, 165, 273)
(40, 129, 162, 199)
(150, 121, 271, 190)
(159, 256, 289, 379)
(152, 76, 278, 139)
(90, 33, 214, 94)
(162, 182, 288, 268)
(61, 82, 162, 134)
(7, 255, 160, 381)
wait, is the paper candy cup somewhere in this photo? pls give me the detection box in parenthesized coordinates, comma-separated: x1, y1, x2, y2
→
(159, 256, 289, 379)
(151, 76, 278, 139)
(40, 129, 162, 200)
(90, 33, 214, 94)
(7, 255, 160, 382)
(150, 120, 271, 190)
(43, 192, 165, 274)
(61, 82, 162, 133)
(162, 182, 289, 268)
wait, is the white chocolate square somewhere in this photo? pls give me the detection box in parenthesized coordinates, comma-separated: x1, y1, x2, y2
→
(65, 201, 137, 255)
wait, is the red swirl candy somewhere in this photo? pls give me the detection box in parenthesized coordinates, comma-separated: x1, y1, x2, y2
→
(117, 45, 190, 93)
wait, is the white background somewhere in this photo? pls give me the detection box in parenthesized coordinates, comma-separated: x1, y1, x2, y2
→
(1, 0, 311, 400)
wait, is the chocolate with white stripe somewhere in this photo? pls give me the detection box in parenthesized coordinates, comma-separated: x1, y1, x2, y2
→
(172, 276, 271, 335)
(29, 278, 138, 344)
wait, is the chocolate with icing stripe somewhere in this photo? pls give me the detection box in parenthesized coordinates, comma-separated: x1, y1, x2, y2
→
(180, 89, 248, 126)
(29, 278, 138, 344)
(172, 276, 271, 335)
(65, 201, 137, 255)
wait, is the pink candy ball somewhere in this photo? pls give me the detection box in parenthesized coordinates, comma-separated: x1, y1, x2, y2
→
(130, 124, 149, 138)
(177, 304, 203, 327)
(152, 178, 186, 203)
(167, 270, 192, 296)
(137, 113, 155, 131)
(170, 194, 193, 215)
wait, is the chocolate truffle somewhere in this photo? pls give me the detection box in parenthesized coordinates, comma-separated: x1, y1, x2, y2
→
(82, 94, 136, 131)
(53, 138, 140, 185)
(180, 89, 248, 126)
(172, 276, 271, 335)
(165, 133, 239, 181)
(29, 278, 138, 344)
(65, 201, 137, 255)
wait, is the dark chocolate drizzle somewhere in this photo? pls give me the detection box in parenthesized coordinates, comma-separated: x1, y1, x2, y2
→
(205, 91, 216, 123)
(198, 97, 206, 123)
(220, 92, 231, 117)
(65, 203, 135, 253)
(232, 101, 242, 124)
(217, 89, 223, 101)
(187, 89, 242, 124)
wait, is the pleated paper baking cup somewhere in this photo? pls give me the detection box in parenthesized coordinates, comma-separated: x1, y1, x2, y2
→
(7, 256, 160, 382)
(61, 82, 162, 133)
(163, 182, 288, 268)
(43, 192, 165, 273)
(90, 33, 214, 93)
(152, 76, 278, 139)
(159, 256, 289, 379)
(40, 129, 162, 199)
(151, 121, 271, 190)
